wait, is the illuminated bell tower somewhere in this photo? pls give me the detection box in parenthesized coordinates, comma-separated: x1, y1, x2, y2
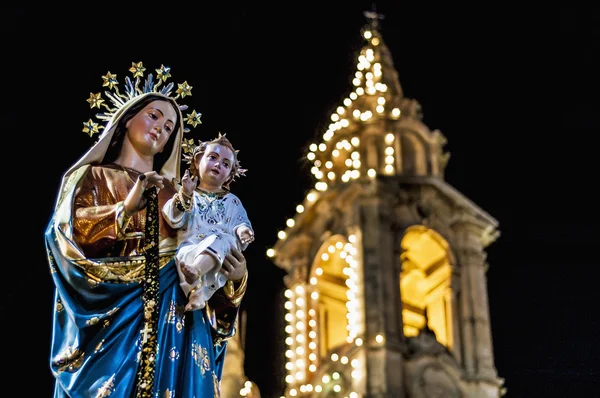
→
(268, 10, 505, 398)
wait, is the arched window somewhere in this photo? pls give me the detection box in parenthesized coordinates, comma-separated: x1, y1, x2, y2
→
(400, 225, 455, 348)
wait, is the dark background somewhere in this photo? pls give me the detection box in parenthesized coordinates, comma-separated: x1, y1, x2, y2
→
(4, 3, 597, 397)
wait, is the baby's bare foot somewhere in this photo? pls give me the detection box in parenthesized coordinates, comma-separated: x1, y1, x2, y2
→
(180, 262, 199, 285)
(185, 288, 206, 311)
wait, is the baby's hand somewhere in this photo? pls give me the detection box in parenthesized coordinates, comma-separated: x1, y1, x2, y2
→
(181, 169, 197, 196)
(238, 226, 255, 245)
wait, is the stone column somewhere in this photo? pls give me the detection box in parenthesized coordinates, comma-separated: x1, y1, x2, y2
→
(359, 195, 405, 398)
(454, 221, 498, 382)
(449, 270, 463, 367)
(456, 243, 476, 377)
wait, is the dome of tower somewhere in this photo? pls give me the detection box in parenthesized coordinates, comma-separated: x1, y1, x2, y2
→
(304, 16, 450, 192)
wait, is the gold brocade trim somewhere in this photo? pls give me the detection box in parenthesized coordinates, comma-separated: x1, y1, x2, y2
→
(115, 201, 135, 240)
(213, 371, 221, 398)
(223, 270, 248, 306)
(75, 253, 175, 283)
(52, 346, 85, 374)
(205, 270, 248, 340)
(197, 188, 228, 199)
(215, 321, 234, 338)
(135, 188, 160, 398)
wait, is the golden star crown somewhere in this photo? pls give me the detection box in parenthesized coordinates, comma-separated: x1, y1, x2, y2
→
(82, 61, 202, 138)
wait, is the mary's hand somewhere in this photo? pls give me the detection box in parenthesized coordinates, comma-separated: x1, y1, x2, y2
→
(220, 247, 247, 282)
(124, 171, 164, 215)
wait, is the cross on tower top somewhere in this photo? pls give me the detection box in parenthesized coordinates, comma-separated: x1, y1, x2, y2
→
(363, 4, 385, 30)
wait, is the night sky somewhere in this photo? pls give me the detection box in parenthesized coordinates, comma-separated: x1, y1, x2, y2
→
(5, 4, 597, 397)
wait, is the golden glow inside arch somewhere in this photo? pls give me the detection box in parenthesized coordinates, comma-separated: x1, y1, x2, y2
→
(311, 235, 351, 358)
(282, 233, 363, 395)
(400, 225, 455, 349)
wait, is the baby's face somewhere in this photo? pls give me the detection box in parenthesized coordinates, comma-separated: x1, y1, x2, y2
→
(197, 143, 234, 189)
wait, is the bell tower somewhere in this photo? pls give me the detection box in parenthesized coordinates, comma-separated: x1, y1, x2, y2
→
(268, 10, 505, 398)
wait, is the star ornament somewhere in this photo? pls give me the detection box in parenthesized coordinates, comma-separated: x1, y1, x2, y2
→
(176, 81, 193, 98)
(82, 119, 102, 137)
(156, 65, 171, 82)
(87, 92, 105, 109)
(182, 138, 196, 155)
(81, 62, 201, 139)
(129, 61, 146, 78)
(102, 72, 118, 89)
(185, 110, 202, 128)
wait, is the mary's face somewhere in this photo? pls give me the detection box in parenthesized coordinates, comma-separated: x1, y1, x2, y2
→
(125, 100, 178, 156)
